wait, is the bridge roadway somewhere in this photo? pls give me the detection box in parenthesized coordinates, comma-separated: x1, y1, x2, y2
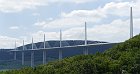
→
(10, 43, 118, 52)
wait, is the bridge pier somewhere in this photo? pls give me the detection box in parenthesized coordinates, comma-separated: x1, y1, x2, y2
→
(22, 40, 25, 65)
(31, 51, 34, 67)
(83, 47, 88, 55)
(59, 30, 63, 60)
(31, 37, 34, 67)
(84, 22, 88, 55)
(85, 48, 88, 55)
(59, 49, 62, 60)
(43, 50, 46, 64)
(14, 52, 16, 60)
(14, 41, 17, 60)
(22, 51, 24, 65)
(43, 34, 47, 64)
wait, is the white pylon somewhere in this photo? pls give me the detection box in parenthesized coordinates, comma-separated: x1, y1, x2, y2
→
(59, 30, 62, 60)
(130, 7, 133, 38)
(84, 22, 88, 55)
(43, 34, 46, 64)
(85, 22, 87, 46)
(31, 37, 34, 67)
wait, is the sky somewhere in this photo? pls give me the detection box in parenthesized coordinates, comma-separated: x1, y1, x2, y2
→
(0, 0, 139, 49)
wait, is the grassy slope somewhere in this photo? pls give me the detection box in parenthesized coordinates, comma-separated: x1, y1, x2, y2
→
(1, 34, 140, 74)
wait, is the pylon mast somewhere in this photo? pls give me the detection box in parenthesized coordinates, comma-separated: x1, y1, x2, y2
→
(43, 34, 46, 64)
(59, 30, 62, 60)
(130, 7, 133, 38)
(31, 37, 34, 67)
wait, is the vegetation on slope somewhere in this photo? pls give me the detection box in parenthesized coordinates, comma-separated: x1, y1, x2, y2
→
(1, 34, 140, 74)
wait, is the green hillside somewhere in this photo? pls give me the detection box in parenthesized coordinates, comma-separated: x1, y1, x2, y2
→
(1, 34, 140, 74)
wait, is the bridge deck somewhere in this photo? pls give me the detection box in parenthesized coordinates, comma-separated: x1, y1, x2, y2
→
(10, 43, 118, 52)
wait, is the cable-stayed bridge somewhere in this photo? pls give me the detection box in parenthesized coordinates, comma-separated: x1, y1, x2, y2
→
(10, 22, 118, 67)
(8, 7, 134, 67)
(11, 40, 118, 67)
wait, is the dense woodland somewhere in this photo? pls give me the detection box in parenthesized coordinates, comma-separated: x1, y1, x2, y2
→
(1, 34, 140, 74)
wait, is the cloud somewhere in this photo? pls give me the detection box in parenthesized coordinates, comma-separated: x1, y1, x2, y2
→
(33, 1, 138, 42)
(34, 18, 85, 29)
(34, 1, 130, 29)
(2, 0, 140, 48)
(0, 36, 22, 49)
(33, 17, 140, 43)
(34, 9, 107, 29)
(0, 0, 48, 13)
(62, 19, 130, 42)
(9, 26, 19, 30)
(61, 1, 140, 18)
(61, 9, 106, 17)
(32, 13, 40, 16)
(102, 1, 140, 17)
(31, 31, 59, 42)
(2, 17, 140, 48)
(87, 19, 130, 42)
(51, 0, 96, 4)
(0, 0, 96, 13)
(102, 2, 130, 16)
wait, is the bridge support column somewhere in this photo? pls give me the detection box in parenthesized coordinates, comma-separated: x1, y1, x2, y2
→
(14, 41, 17, 60)
(86, 48, 88, 55)
(59, 49, 62, 60)
(14, 52, 16, 60)
(59, 30, 62, 60)
(22, 40, 25, 65)
(31, 51, 34, 67)
(43, 51, 46, 64)
(31, 37, 34, 67)
(84, 22, 88, 55)
(22, 52, 24, 65)
(43, 34, 47, 64)
(83, 47, 88, 55)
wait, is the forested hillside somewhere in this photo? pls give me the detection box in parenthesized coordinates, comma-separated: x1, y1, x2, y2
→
(1, 34, 140, 74)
